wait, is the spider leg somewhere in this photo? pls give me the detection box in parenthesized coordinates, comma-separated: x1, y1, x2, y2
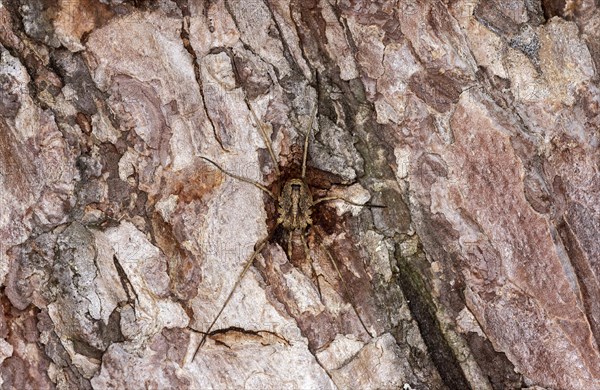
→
(287, 230, 294, 258)
(318, 240, 373, 338)
(244, 98, 281, 177)
(300, 233, 323, 301)
(301, 102, 319, 179)
(192, 225, 277, 360)
(226, 50, 281, 176)
(199, 156, 275, 199)
(312, 196, 385, 208)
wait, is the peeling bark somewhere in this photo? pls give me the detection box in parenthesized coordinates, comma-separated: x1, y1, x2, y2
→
(1, 0, 600, 389)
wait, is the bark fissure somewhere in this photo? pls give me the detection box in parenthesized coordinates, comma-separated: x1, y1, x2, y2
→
(176, 2, 224, 152)
(395, 244, 471, 389)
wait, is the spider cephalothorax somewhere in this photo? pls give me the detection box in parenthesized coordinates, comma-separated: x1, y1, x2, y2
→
(277, 178, 313, 231)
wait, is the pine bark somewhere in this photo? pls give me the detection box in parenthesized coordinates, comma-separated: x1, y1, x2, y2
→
(1, 0, 599, 389)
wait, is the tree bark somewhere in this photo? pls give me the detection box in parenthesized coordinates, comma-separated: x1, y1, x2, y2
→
(1, 0, 599, 389)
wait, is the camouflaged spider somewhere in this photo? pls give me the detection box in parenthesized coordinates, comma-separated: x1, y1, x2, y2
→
(193, 98, 382, 359)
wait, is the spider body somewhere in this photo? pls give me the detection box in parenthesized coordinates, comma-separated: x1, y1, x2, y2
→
(277, 178, 313, 231)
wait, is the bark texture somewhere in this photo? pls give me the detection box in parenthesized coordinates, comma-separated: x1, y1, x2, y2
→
(1, 0, 599, 389)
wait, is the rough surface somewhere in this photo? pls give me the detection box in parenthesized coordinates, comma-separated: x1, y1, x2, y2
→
(1, 0, 599, 389)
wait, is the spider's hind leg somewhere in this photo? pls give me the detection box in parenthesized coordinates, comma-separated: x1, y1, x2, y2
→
(286, 230, 293, 259)
(300, 233, 324, 301)
(284, 230, 324, 302)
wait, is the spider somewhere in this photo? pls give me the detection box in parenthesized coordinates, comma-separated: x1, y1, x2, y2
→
(192, 86, 383, 360)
